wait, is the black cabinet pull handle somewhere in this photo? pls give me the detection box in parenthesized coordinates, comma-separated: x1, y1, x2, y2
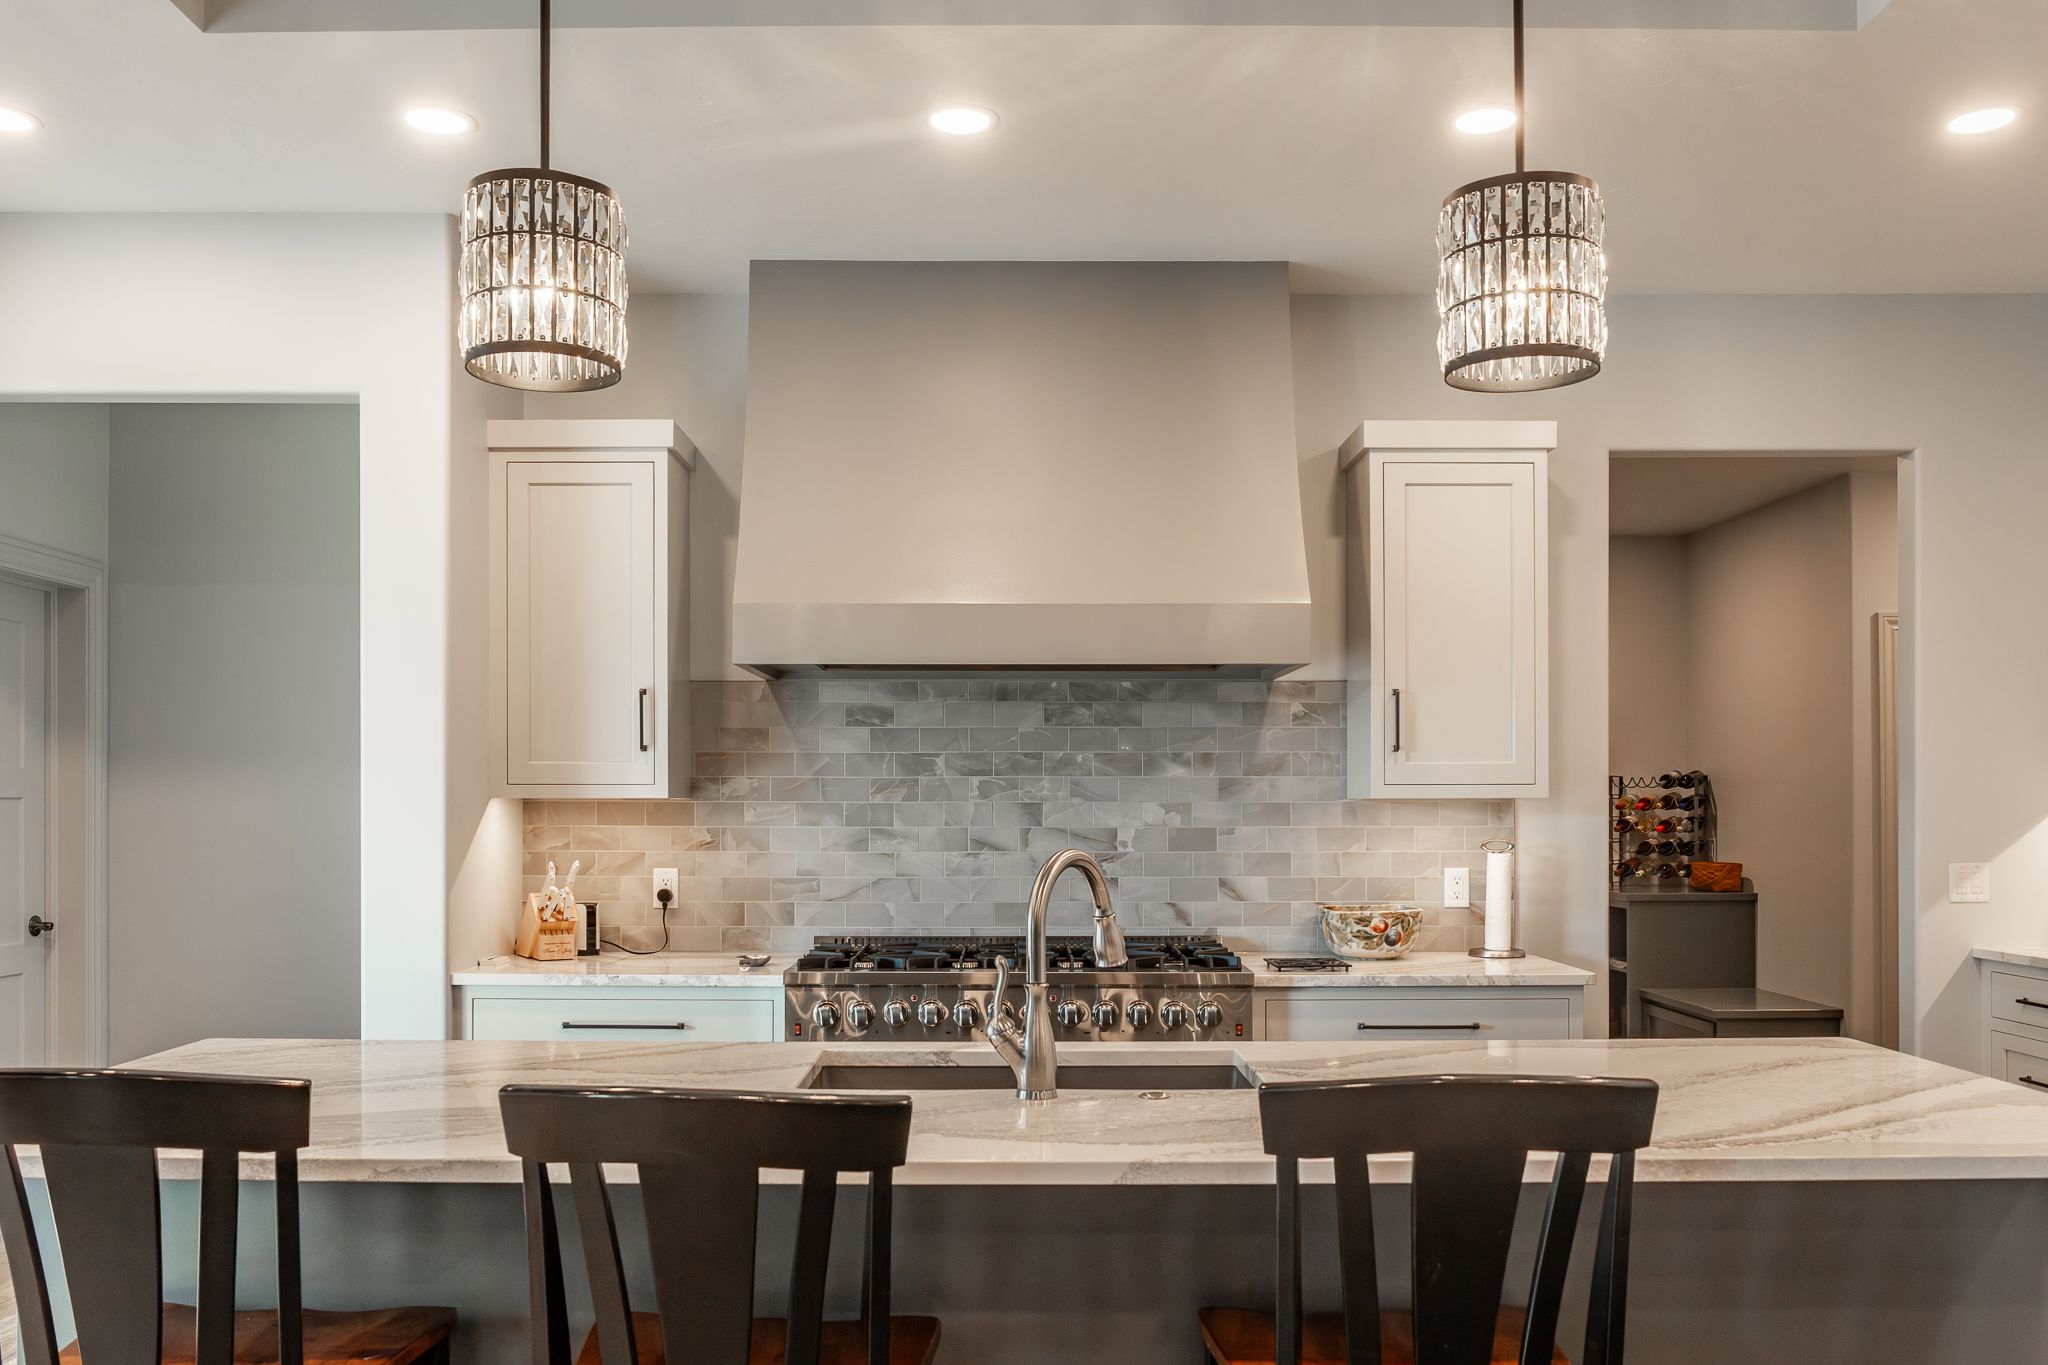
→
(2018, 1074, 2048, 1092)
(638, 687, 651, 752)
(561, 1020, 689, 1031)
(1391, 688, 1402, 753)
(1357, 1021, 1481, 1032)
(2015, 997, 2048, 1010)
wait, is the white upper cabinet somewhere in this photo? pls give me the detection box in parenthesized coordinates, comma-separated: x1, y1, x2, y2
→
(1343, 421, 1552, 799)
(488, 420, 693, 798)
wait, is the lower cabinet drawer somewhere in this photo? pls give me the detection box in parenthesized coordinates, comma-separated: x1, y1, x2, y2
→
(1991, 1031, 2048, 1096)
(1986, 971, 2048, 1030)
(1259, 992, 1577, 1042)
(467, 992, 779, 1041)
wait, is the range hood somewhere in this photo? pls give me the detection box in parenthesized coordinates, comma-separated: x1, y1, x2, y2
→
(732, 261, 1312, 677)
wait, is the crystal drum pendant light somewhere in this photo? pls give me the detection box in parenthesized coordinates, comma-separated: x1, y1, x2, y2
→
(1437, 0, 1605, 392)
(458, 0, 627, 392)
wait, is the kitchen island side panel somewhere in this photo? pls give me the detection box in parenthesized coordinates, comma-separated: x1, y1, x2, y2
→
(114, 1179, 2048, 1365)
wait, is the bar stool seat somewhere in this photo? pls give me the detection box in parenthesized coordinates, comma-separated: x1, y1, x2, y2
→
(57, 1304, 454, 1365)
(574, 1308, 941, 1365)
(1199, 1305, 1566, 1365)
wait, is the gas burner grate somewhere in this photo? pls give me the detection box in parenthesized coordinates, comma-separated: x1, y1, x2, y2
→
(793, 933, 1243, 973)
(1263, 957, 1352, 973)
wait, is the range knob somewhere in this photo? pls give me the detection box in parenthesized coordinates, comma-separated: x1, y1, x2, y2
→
(1158, 999, 1190, 1030)
(1124, 1000, 1154, 1029)
(1092, 1000, 1121, 1030)
(952, 999, 982, 1031)
(846, 998, 876, 1031)
(1194, 1000, 1223, 1029)
(1055, 999, 1088, 1028)
(810, 1001, 841, 1031)
(917, 999, 946, 1028)
(882, 999, 911, 1028)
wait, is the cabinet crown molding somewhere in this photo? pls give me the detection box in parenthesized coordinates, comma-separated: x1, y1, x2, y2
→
(487, 418, 696, 467)
(1339, 420, 1557, 470)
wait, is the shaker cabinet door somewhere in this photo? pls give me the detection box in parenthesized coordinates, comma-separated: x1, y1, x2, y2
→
(1358, 452, 1546, 797)
(503, 460, 658, 788)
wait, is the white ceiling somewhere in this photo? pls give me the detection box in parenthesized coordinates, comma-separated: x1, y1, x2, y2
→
(1, 0, 2041, 294)
(1610, 453, 1899, 536)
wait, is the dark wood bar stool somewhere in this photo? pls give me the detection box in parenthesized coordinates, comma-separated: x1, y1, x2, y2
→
(0, 1068, 454, 1365)
(497, 1084, 938, 1365)
(1201, 1074, 1660, 1365)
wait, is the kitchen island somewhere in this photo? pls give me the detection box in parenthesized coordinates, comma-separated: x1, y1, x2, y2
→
(75, 1036, 2048, 1364)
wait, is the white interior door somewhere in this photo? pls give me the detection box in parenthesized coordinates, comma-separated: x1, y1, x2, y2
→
(1379, 459, 1538, 788)
(0, 578, 49, 1065)
(505, 460, 657, 787)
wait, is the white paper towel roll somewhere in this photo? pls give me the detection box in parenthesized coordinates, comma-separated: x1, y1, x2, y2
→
(1483, 841, 1516, 952)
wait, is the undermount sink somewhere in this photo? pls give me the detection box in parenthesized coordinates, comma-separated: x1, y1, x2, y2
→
(804, 1063, 1254, 1092)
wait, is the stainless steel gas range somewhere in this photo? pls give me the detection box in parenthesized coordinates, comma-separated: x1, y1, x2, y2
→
(783, 935, 1253, 1043)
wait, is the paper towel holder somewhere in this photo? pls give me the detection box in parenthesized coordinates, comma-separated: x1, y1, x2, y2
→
(1469, 837, 1527, 960)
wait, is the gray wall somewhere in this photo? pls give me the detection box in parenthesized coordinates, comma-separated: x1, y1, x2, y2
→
(1688, 478, 1857, 1024)
(1606, 534, 1690, 778)
(0, 405, 110, 561)
(108, 403, 360, 1061)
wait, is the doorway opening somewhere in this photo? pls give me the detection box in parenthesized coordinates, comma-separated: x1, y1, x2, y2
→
(1607, 452, 1904, 1047)
(0, 401, 361, 1064)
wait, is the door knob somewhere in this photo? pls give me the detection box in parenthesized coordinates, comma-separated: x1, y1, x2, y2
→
(28, 915, 53, 938)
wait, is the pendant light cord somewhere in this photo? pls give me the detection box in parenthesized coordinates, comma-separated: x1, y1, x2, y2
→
(540, 0, 548, 173)
(1512, 0, 1526, 174)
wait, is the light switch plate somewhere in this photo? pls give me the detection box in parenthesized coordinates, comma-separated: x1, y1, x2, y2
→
(1444, 866, 1471, 909)
(1947, 862, 1990, 904)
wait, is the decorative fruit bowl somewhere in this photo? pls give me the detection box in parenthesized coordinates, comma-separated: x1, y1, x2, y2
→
(1318, 904, 1424, 960)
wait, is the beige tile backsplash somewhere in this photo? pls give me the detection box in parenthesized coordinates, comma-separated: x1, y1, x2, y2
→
(522, 679, 1514, 954)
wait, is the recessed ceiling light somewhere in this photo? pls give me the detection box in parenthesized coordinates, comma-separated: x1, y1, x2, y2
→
(405, 107, 478, 135)
(1947, 107, 2017, 135)
(928, 106, 997, 136)
(0, 106, 43, 133)
(1454, 107, 1516, 135)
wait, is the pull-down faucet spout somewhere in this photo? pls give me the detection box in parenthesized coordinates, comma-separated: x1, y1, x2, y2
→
(986, 848, 1127, 1099)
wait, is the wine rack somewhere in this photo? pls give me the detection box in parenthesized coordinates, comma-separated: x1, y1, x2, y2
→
(1609, 770, 1717, 884)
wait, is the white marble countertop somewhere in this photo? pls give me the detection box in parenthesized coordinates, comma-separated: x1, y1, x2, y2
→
(1247, 951, 1591, 987)
(116, 1035, 2048, 1187)
(451, 952, 792, 986)
(1973, 946, 2048, 972)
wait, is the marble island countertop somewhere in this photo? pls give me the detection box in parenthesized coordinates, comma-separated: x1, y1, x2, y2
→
(452, 950, 1590, 989)
(120, 1035, 2048, 1187)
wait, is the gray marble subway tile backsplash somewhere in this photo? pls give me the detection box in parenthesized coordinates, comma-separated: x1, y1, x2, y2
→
(521, 678, 1514, 954)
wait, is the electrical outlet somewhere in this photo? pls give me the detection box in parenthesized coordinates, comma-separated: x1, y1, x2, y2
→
(1947, 863, 1990, 904)
(1444, 866, 1471, 909)
(653, 868, 679, 900)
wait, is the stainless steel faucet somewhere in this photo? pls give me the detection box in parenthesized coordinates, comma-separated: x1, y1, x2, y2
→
(987, 848, 1129, 1099)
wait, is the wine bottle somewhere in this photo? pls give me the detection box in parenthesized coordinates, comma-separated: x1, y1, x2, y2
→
(1633, 797, 1655, 812)
(1654, 862, 1679, 879)
(1614, 817, 1636, 834)
(1653, 818, 1675, 835)
(1674, 795, 1699, 811)
(1655, 840, 1679, 856)
(1675, 840, 1697, 856)
(1631, 840, 1655, 858)
(1655, 771, 1689, 789)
